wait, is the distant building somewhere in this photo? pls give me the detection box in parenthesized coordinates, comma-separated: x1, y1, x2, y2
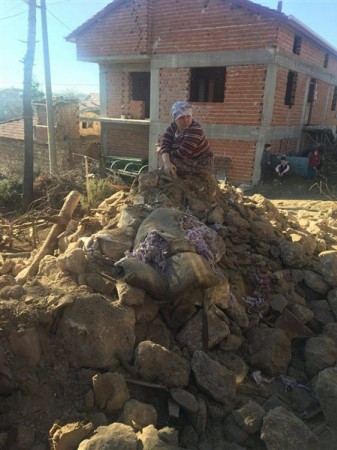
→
(0, 98, 100, 177)
(0, 88, 23, 122)
(79, 93, 101, 136)
(67, 0, 337, 185)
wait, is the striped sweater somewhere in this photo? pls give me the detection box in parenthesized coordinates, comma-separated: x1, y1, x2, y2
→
(159, 119, 213, 171)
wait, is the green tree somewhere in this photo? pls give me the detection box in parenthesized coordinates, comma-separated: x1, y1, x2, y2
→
(32, 77, 45, 101)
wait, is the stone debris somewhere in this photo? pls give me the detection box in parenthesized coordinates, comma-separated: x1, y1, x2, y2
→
(0, 170, 337, 448)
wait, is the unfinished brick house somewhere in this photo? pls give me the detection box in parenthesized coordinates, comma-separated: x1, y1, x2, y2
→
(66, 0, 337, 185)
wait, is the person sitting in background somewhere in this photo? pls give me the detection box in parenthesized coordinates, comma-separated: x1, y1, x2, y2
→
(158, 101, 214, 178)
(260, 143, 273, 183)
(307, 148, 321, 181)
(275, 156, 290, 178)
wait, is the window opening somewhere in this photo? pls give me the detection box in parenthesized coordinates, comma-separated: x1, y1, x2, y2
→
(131, 72, 150, 118)
(307, 78, 316, 104)
(190, 67, 226, 102)
(332, 86, 337, 111)
(82, 122, 93, 129)
(284, 71, 297, 107)
(293, 35, 302, 55)
(324, 53, 329, 68)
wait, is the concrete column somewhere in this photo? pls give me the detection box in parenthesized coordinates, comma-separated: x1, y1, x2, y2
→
(99, 65, 109, 157)
(297, 76, 311, 152)
(99, 64, 108, 116)
(252, 63, 278, 185)
(148, 67, 160, 170)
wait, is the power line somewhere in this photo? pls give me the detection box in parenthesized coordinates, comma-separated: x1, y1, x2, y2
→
(1, 1, 24, 15)
(46, 8, 72, 31)
(0, 10, 26, 21)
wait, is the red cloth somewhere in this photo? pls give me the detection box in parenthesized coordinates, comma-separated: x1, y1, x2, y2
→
(309, 152, 320, 168)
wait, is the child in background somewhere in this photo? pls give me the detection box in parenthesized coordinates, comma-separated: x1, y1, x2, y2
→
(307, 149, 321, 181)
(275, 156, 290, 178)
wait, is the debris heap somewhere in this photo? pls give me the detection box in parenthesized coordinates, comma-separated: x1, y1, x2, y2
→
(1, 171, 337, 450)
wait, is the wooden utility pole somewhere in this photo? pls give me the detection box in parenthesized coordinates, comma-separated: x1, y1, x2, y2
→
(22, 0, 37, 210)
(40, 0, 57, 175)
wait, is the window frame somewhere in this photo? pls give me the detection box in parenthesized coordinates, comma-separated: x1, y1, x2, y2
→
(284, 70, 298, 108)
(189, 66, 226, 103)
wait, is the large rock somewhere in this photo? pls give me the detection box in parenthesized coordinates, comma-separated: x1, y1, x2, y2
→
(78, 423, 138, 450)
(288, 231, 316, 257)
(57, 248, 87, 276)
(250, 218, 277, 241)
(261, 406, 319, 450)
(191, 350, 236, 403)
(319, 251, 337, 287)
(57, 294, 135, 368)
(247, 327, 292, 376)
(204, 279, 230, 309)
(176, 309, 230, 353)
(49, 422, 94, 450)
(116, 281, 145, 306)
(303, 270, 329, 295)
(310, 300, 336, 324)
(92, 372, 130, 411)
(279, 241, 309, 268)
(121, 399, 157, 431)
(136, 425, 182, 450)
(327, 288, 337, 319)
(315, 367, 337, 442)
(304, 336, 337, 377)
(134, 341, 190, 388)
(232, 401, 265, 434)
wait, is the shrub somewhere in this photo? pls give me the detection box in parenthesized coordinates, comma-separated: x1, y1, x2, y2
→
(0, 179, 22, 209)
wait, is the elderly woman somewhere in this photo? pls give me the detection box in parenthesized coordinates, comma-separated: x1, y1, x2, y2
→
(159, 101, 214, 178)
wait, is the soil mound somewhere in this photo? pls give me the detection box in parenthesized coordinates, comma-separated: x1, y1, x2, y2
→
(1, 171, 337, 449)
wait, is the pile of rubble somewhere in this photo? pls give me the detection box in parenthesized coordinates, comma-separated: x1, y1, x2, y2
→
(1, 170, 337, 450)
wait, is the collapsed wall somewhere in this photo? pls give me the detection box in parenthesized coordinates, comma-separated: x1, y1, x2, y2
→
(1, 171, 337, 449)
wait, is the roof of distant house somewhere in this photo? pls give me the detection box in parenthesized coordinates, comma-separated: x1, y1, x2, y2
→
(65, 0, 337, 56)
(79, 92, 100, 113)
(0, 117, 37, 140)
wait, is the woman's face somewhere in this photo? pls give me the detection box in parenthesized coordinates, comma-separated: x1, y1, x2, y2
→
(175, 114, 192, 132)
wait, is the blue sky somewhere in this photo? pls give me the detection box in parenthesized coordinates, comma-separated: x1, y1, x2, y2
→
(1, 0, 336, 94)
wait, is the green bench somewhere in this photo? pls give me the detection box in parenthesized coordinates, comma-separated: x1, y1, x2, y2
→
(104, 156, 149, 179)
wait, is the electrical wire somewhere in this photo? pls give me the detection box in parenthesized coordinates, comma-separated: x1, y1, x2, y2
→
(46, 8, 72, 31)
(0, 10, 26, 21)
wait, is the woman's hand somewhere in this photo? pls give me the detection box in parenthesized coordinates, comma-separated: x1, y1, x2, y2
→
(164, 161, 177, 178)
(162, 153, 177, 178)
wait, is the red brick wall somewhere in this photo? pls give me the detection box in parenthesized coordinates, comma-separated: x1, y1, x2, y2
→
(106, 71, 124, 118)
(278, 26, 337, 74)
(159, 65, 266, 126)
(107, 125, 149, 159)
(310, 80, 328, 125)
(268, 138, 299, 156)
(151, 0, 278, 54)
(210, 139, 256, 185)
(76, 0, 149, 58)
(159, 68, 191, 122)
(272, 68, 307, 126)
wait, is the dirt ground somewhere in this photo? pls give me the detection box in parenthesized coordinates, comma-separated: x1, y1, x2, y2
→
(247, 173, 337, 211)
